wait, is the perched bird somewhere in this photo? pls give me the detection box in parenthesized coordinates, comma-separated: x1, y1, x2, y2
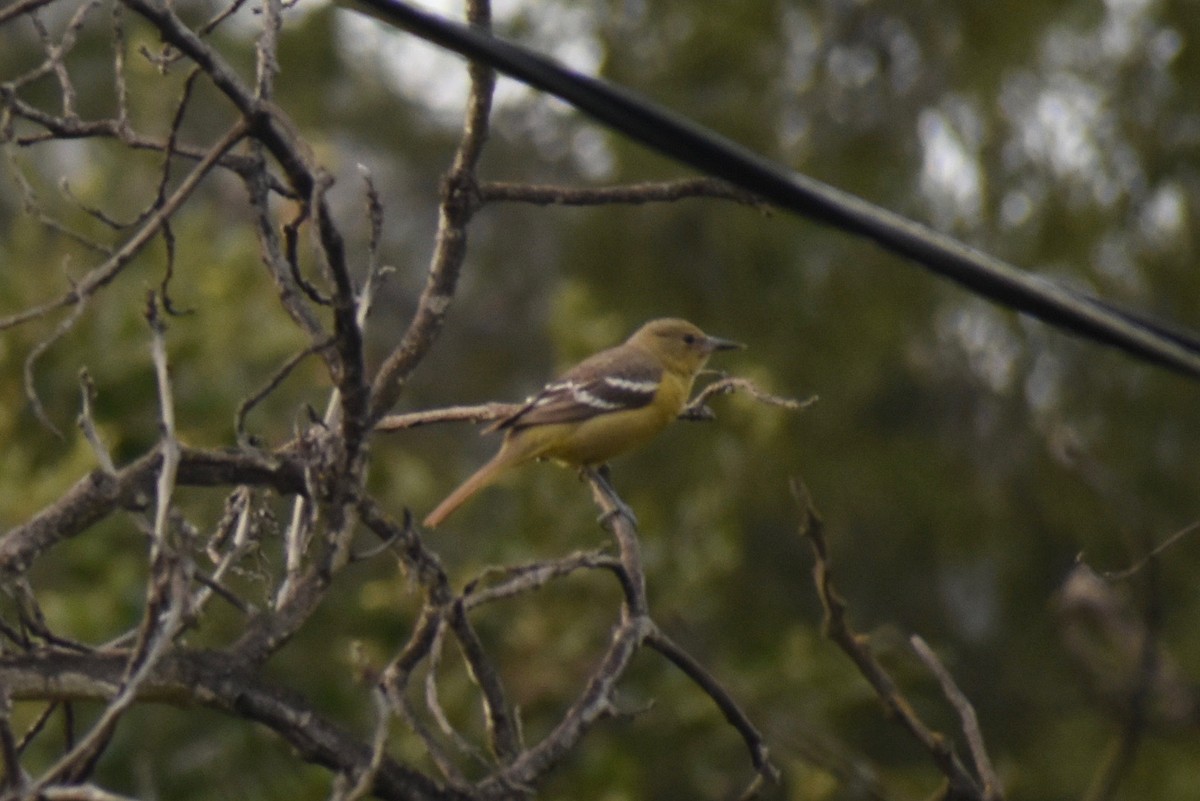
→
(423, 318, 743, 528)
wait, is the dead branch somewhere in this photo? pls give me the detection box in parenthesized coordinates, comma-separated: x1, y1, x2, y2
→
(479, 177, 765, 208)
(0, 0, 828, 796)
(793, 478, 998, 801)
(366, 0, 496, 424)
(0, 649, 469, 801)
(910, 636, 1003, 801)
(0, 122, 247, 333)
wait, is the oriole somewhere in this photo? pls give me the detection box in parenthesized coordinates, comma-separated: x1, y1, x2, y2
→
(423, 318, 743, 528)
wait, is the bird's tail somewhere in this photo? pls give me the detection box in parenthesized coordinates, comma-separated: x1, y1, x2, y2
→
(423, 445, 521, 528)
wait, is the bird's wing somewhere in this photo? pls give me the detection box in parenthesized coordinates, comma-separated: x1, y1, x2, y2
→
(492, 346, 662, 431)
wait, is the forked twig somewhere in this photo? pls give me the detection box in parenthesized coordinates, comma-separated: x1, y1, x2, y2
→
(911, 635, 1003, 801)
(793, 477, 998, 800)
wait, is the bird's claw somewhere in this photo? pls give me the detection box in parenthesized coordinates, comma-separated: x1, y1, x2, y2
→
(598, 499, 639, 530)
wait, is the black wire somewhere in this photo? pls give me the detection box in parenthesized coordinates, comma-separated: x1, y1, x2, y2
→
(337, 0, 1200, 380)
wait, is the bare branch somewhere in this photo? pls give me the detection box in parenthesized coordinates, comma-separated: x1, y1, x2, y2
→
(0, 0, 59, 26)
(379, 607, 468, 786)
(236, 338, 335, 444)
(447, 599, 522, 764)
(331, 686, 393, 801)
(0, 446, 305, 580)
(423, 616, 490, 768)
(793, 478, 986, 800)
(581, 467, 645, 614)
(476, 613, 649, 796)
(0, 649, 469, 801)
(366, 0, 496, 423)
(910, 636, 1003, 801)
(0, 686, 22, 795)
(479, 177, 764, 208)
(461, 550, 621, 609)
(682, 376, 816, 421)
(0, 121, 248, 332)
(645, 626, 780, 787)
(23, 277, 89, 436)
(39, 783, 145, 801)
(374, 403, 520, 433)
(145, 294, 179, 550)
(1102, 520, 1200, 581)
(75, 369, 115, 474)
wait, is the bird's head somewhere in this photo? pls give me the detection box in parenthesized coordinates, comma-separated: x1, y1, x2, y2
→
(628, 318, 744, 375)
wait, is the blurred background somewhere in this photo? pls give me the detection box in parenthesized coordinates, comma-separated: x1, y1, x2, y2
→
(1, 0, 1198, 798)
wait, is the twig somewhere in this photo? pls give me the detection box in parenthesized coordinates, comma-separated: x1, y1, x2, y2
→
(0, 0, 59, 26)
(682, 376, 816, 421)
(1102, 520, 1200, 581)
(198, 0, 252, 37)
(423, 615, 488, 768)
(0, 120, 248, 333)
(379, 607, 467, 785)
(462, 550, 621, 609)
(0, 686, 22, 794)
(447, 598, 522, 764)
(29, 575, 185, 789)
(356, 500, 451, 604)
(190, 570, 254, 616)
(0, 445, 306, 581)
(146, 294, 179, 551)
(254, 0, 283, 99)
(276, 425, 327, 608)
(110, 3, 131, 136)
(331, 686, 392, 801)
(23, 277, 89, 437)
(793, 477, 985, 800)
(365, 0, 496, 423)
(910, 636, 1003, 801)
(356, 164, 394, 328)
(15, 700, 59, 756)
(75, 369, 115, 474)
(476, 613, 650, 796)
(235, 338, 334, 444)
(1, 146, 113, 255)
(28, 0, 102, 120)
(645, 625, 780, 787)
(479, 177, 764, 208)
(0, 649, 468, 801)
(192, 488, 260, 620)
(374, 402, 520, 433)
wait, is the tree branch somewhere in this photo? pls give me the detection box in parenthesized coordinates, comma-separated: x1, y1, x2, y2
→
(793, 478, 993, 800)
(0, 649, 471, 801)
(366, 0, 496, 423)
(0, 447, 305, 580)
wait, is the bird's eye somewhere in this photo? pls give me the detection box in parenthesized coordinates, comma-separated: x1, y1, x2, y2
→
(682, 334, 697, 345)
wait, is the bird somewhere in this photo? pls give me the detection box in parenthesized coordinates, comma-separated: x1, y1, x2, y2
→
(422, 318, 744, 528)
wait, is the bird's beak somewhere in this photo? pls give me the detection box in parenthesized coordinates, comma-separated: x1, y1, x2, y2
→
(703, 335, 746, 353)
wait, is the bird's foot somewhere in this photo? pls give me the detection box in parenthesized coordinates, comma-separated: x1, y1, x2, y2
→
(598, 498, 639, 531)
(588, 465, 639, 530)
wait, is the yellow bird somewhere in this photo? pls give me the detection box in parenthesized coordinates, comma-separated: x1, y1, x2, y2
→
(423, 318, 743, 528)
